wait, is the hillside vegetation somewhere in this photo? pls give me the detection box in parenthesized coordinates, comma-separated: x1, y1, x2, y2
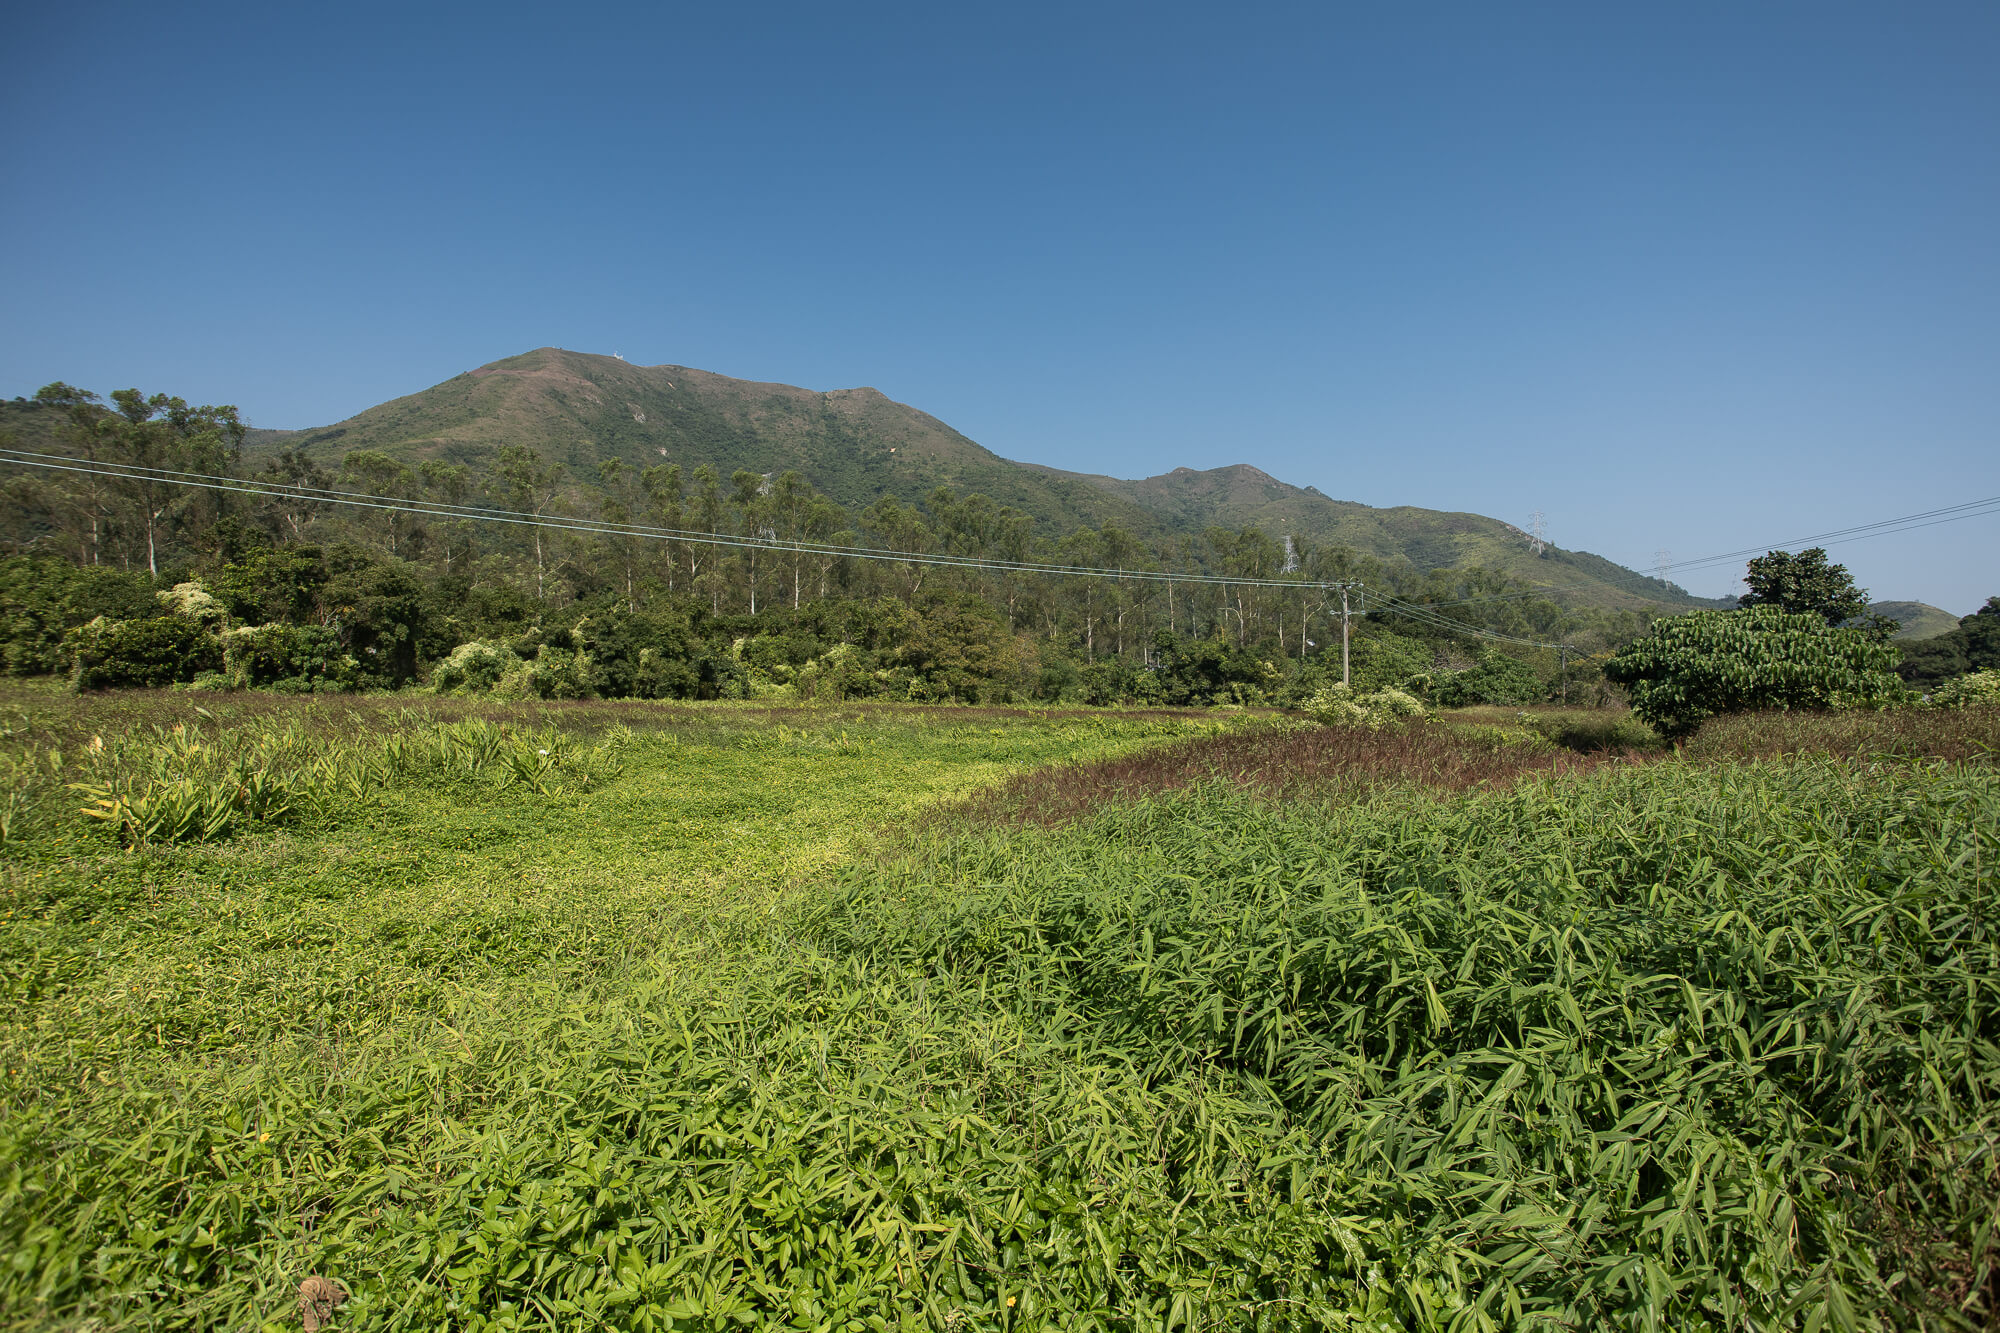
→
(2, 367, 1691, 713)
(15, 345, 1719, 612)
(1871, 600, 1960, 640)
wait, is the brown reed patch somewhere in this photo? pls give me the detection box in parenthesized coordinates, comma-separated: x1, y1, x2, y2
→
(1684, 706, 2000, 764)
(947, 721, 1645, 828)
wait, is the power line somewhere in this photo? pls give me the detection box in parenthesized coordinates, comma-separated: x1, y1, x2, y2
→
(15, 445, 1984, 649)
(1356, 494, 2000, 614)
(0, 447, 1343, 592)
(7, 449, 1572, 647)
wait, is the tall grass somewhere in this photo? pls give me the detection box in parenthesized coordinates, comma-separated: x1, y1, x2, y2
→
(0, 713, 627, 849)
(1686, 705, 2000, 764)
(817, 760, 2000, 1329)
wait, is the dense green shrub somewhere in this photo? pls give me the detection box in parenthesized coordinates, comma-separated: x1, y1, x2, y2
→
(1149, 633, 1280, 705)
(1302, 681, 1426, 727)
(428, 640, 519, 694)
(1427, 648, 1542, 706)
(224, 623, 353, 690)
(792, 642, 875, 701)
(0, 557, 157, 676)
(68, 617, 223, 690)
(1346, 627, 1433, 693)
(1928, 668, 2000, 709)
(1605, 605, 1904, 737)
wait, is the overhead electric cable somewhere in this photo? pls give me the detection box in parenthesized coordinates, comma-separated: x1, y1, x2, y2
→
(1341, 493, 2000, 612)
(9, 448, 1575, 646)
(14, 445, 1982, 649)
(0, 448, 1322, 590)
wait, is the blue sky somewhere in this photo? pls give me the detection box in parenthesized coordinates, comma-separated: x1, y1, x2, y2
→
(3, 1, 1995, 612)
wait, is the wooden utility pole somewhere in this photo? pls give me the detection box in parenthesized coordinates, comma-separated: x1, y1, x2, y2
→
(1341, 583, 1352, 687)
(1327, 581, 1361, 687)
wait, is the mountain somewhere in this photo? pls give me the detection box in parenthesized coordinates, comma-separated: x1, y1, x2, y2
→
(1032, 461, 1726, 611)
(243, 348, 1158, 538)
(14, 348, 1728, 611)
(1871, 600, 1961, 640)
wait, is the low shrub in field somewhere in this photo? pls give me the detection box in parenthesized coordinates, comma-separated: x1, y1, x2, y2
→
(1928, 668, 2000, 709)
(1439, 707, 1661, 753)
(1686, 703, 2000, 763)
(429, 638, 520, 693)
(0, 712, 624, 848)
(949, 716, 1626, 827)
(1303, 681, 1426, 728)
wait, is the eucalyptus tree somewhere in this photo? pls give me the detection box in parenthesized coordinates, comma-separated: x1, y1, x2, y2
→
(494, 446, 566, 602)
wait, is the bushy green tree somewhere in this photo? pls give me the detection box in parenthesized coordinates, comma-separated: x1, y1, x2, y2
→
(0, 556, 155, 675)
(1737, 548, 1870, 626)
(1605, 605, 1903, 738)
(1429, 649, 1542, 707)
(69, 617, 223, 690)
(225, 623, 353, 691)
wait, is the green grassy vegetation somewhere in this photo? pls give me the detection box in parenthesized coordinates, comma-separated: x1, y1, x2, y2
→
(1872, 603, 1961, 643)
(3, 697, 1996, 1330)
(1440, 705, 1664, 754)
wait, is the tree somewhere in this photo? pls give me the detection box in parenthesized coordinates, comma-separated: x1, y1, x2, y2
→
(1958, 597, 2000, 669)
(1605, 605, 1903, 737)
(494, 446, 566, 603)
(595, 459, 644, 611)
(341, 451, 417, 555)
(256, 449, 335, 543)
(729, 469, 769, 613)
(1738, 548, 1871, 627)
(28, 383, 119, 565)
(33, 383, 244, 574)
(99, 389, 245, 576)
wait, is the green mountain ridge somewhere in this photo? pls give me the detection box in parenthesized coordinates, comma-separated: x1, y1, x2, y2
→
(1029, 460, 1725, 611)
(7, 347, 1754, 612)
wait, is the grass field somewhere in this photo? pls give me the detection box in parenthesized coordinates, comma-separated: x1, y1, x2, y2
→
(2, 693, 1996, 1331)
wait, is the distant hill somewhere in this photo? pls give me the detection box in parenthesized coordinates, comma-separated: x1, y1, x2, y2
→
(1035, 461, 1730, 612)
(11, 348, 1735, 612)
(1871, 600, 1960, 640)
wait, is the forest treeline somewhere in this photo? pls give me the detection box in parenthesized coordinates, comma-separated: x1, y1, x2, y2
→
(0, 381, 1918, 706)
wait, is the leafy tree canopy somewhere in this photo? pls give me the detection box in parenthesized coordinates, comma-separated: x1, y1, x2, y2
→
(1737, 548, 1871, 627)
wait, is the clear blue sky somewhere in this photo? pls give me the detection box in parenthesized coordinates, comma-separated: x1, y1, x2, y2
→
(4, 1, 1994, 612)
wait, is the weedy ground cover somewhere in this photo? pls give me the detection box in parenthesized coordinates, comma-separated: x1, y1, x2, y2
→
(2, 696, 1996, 1331)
